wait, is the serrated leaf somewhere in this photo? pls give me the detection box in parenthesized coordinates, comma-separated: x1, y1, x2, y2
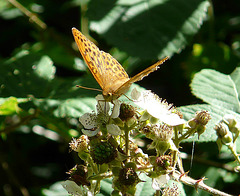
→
(191, 68, 240, 113)
(88, 0, 209, 59)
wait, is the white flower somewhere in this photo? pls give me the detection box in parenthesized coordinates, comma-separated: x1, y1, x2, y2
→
(131, 88, 185, 126)
(152, 174, 170, 190)
(79, 94, 121, 136)
(61, 180, 93, 196)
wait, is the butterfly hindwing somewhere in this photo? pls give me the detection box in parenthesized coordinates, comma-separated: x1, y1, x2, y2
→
(115, 57, 169, 96)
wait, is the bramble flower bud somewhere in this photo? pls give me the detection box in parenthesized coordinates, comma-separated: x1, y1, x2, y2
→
(188, 110, 211, 138)
(90, 140, 117, 164)
(66, 164, 90, 186)
(118, 167, 139, 186)
(223, 114, 240, 142)
(195, 110, 211, 126)
(146, 124, 173, 155)
(69, 135, 89, 153)
(155, 155, 172, 170)
(111, 190, 122, 196)
(119, 103, 135, 121)
(214, 122, 233, 145)
(223, 114, 237, 128)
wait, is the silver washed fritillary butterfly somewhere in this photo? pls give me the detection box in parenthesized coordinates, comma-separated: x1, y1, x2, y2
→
(72, 27, 168, 101)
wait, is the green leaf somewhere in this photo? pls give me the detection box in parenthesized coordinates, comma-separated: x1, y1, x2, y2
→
(0, 97, 20, 115)
(42, 181, 68, 196)
(191, 68, 240, 113)
(179, 68, 240, 142)
(87, 0, 209, 59)
(135, 173, 155, 196)
(98, 178, 113, 196)
(1, 51, 55, 98)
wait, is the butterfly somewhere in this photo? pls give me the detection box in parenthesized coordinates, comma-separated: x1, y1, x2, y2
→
(72, 27, 168, 101)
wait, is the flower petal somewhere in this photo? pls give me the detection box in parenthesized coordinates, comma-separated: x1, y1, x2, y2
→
(132, 89, 185, 126)
(107, 124, 121, 135)
(82, 128, 100, 137)
(152, 174, 170, 190)
(96, 94, 110, 114)
(159, 113, 186, 126)
(79, 113, 98, 129)
(111, 99, 121, 118)
(61, 180, 83, 196)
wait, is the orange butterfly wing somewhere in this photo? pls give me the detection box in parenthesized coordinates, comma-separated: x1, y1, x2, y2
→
(115, 57, 169, 96)
(72, 28, 129, 97)
(72, 27, 168, 100)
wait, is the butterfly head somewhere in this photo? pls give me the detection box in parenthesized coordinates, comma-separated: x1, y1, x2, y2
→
(102, 91, 119, 102)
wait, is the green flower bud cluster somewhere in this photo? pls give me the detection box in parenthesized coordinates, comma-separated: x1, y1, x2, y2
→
(90, 140, 117, 164)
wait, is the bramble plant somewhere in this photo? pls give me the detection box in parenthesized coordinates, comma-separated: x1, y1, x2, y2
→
(1, 0, 240, 196)
(61, 88, 240, 196)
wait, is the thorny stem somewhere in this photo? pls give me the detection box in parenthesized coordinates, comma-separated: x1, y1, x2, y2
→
(172, 171, 233, 196)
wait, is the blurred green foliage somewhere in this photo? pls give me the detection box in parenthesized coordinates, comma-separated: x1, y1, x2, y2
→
(0, 0, 240, 195)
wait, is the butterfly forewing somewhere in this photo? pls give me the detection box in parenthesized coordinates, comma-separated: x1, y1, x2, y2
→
(72, 27, 168, 100)
(115, 57, 169, 95)
(72, 28, 106, 89)
(100, 51, 130, 95)
(72, 28, 130, 96)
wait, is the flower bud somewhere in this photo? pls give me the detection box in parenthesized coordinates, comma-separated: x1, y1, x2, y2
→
(188, 110, 211, 127)
(214, 122, 233, 145)
(66, 165, 90, 186)
(223, 114, 237, 128)
(69, 135, 89, 153)
(119, 103, 135, 121)
(118, 167, 140, 186)
(155, 155, 172, 170)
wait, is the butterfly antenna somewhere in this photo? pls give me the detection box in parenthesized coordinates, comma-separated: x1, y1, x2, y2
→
(76, 85, 102, 92)
(122, 93, 134, 101)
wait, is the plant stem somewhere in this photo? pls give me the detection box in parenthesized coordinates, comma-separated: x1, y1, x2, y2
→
(124, 126, 130, 157)
(7, 0, 47, 30)
(228, 144, 240, 165)
(172, 171, 233, 196)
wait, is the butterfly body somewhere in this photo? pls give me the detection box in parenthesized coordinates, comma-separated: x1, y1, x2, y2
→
(72, 27, 168, 101)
